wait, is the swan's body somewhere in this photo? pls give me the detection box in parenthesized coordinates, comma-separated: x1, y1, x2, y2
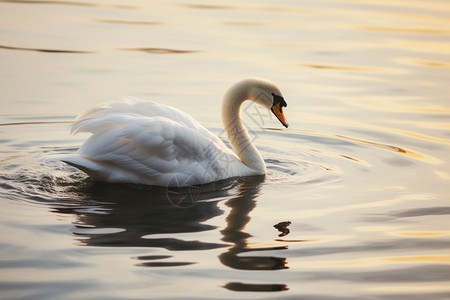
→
(53, 78, 288, 187)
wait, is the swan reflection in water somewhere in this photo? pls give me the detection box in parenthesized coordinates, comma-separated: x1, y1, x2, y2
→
(49, 175, 288, 291)
(219, 176, 289, 292)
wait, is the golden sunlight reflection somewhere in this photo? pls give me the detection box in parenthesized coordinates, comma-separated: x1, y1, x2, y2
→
(300, 119, 449, 164)
(290, 254, 450, 269)
(407, 59, 450, 68)
(355, 226, 404, 233)
(391, 41, 450, 54)
(366, 285, 450, 293)
(396, 231, 450, 237)
(356, 26, 450, 34)
(295, 193, 433, 218)
(266, 39, 450, 56)
(412, 121, 450, 130)
(387, 255, 450, 263)
(435, 170, 450, 180)
(298, 128, 440, 164)
(340, 95, 450, 115)
(352, 0, 450, 10)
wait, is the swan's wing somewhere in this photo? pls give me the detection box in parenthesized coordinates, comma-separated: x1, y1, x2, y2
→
(72, 98, 224, 147)
(64, 113, 242, 186)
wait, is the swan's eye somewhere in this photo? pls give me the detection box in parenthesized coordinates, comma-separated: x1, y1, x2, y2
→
(272, 93, 287, 108)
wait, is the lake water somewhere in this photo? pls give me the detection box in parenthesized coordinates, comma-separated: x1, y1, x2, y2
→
(1, 0, 450, 299)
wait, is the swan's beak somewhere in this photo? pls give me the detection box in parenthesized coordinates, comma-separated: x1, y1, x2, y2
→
(271, 102, 289, 128)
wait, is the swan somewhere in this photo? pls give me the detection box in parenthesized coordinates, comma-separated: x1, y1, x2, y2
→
(52, 78, 288, 187)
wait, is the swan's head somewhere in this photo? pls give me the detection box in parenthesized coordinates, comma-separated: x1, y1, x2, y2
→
(247, 78, 289, 128)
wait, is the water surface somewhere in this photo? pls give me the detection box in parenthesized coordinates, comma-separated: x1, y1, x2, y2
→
(1, 0, 450, 299)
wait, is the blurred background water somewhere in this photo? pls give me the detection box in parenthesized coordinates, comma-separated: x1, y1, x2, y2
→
(1, 0, 450, 299)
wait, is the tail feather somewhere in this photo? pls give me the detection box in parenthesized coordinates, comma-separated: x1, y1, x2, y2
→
(46, 153, 152, 184)
(46, 154, 104, 179)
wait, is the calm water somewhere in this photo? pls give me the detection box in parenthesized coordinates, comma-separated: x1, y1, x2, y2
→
(1, 0, 450, 299)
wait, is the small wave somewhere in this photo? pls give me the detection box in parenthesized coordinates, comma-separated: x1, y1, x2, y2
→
(94, 19, 161, 26)
(0, 148, 240, 209)
(264, 156, 340, 186)
(119, 48, 199, 54)
(0, 0, 135, 9)
(0, 0, 95, 7)
(0, 151, 90, 205)
(277, 127, 440, 164)
(0, 45, 93, 54)
(180, 4, 236, 10)
(300, 63, 383, 72)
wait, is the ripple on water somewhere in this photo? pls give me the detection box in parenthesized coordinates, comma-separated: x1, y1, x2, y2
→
(1, 118, 432, 204)
(265, 157, 340, 186)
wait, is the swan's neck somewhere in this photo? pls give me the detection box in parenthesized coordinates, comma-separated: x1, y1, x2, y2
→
(222, 86, 265, 174)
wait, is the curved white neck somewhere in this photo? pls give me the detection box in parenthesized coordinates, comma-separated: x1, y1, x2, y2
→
(222, 85, 265, 174)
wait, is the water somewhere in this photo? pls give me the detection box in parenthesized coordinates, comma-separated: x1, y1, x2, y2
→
(1, 0, 450, 299)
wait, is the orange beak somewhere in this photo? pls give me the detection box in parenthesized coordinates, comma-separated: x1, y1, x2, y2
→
(271, 102, 289, 128)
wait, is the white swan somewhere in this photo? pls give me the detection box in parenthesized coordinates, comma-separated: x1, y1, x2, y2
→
(53, 78, 288, 187)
